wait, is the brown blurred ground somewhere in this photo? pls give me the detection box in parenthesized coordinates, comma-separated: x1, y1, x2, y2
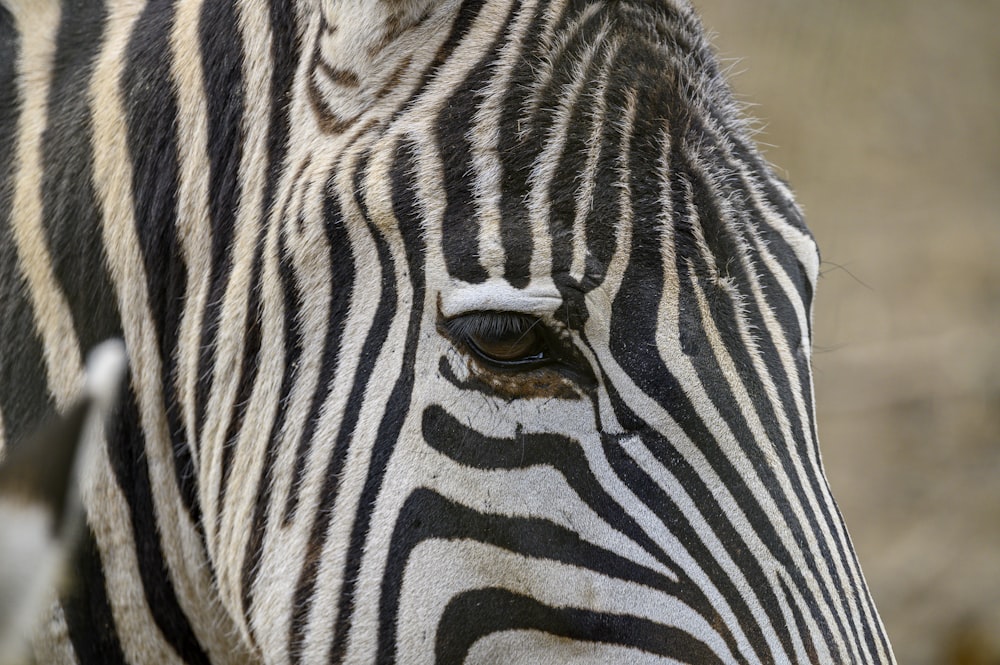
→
(694, 2, 1000, 663)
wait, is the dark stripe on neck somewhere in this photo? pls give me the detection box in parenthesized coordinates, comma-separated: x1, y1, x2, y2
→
(121, 0, 204, 536)
(41, 0, 121, 356)
(195, 0, 246, 441)
(105, 385, 211, 664)
(63, 524, 130, 664)
(119, 4, 212, 663)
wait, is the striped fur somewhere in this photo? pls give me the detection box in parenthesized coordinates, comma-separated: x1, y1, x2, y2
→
(0, 0, 895, 662)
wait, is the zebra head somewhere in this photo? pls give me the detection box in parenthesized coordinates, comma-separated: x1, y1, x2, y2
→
(213, 1, 894, 662)
(0, 0, 894, 662)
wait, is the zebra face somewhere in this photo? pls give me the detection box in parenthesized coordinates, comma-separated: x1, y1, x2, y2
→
(223, 2, 890, 664)
(0, 0, 893, 662)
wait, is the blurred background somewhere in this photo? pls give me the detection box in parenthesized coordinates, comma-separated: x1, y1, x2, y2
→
(693, 1, 1000, 663)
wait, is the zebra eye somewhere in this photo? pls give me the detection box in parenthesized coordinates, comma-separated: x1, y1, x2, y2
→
(444, 312, 550, 367)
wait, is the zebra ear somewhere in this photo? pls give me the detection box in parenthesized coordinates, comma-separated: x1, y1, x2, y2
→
(306, 0, 446, 133)
(0, 340, 126, 664)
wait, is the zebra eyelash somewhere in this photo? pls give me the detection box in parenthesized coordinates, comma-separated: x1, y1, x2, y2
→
(441, 312, 598, 390)
(443, 311, 542, 343)
(442, 311, 552, 368)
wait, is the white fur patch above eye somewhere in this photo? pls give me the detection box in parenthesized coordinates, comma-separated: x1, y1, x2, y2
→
(440, 278, 563, 318)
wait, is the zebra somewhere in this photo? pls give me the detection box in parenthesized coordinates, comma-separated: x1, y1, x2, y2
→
(0, 0, 895, 662)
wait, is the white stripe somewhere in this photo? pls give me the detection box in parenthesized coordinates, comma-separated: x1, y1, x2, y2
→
(571, 34, 619, 282)
(208, 0, 287, 638)
(170, 0, 215, 473)
(199, 0, 275, 561)
(8, 0, 84, 408)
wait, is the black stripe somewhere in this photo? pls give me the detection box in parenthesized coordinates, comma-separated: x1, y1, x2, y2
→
(417, 0, 490, 101)
(378, 488, 684, 663)
(579, 50, 635, 290)
(546, 10, 613, 285)
(435, 6, 514, 285)
(104, 385, 210, 664)
(495, 1, 548, 288)
(195, 0, 245, 440)
(120, 0, 204, 537)
(261, 0, 300, 226)
(0, 7, 56, 448)
(777, 571, 820, 663)
(116, 4, 211, 661)
(40, 0, 120, 359)
(63, 524, 129, 665)
(437, 587, 723, 664)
